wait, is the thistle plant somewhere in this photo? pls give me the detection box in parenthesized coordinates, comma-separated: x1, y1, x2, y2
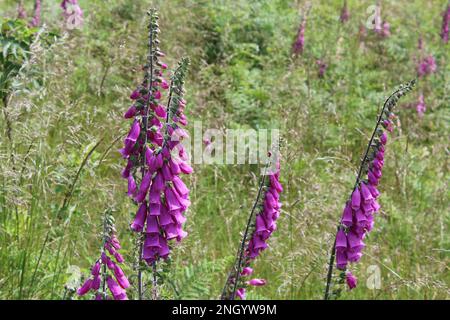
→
(221, 153, 283, 300)
(121, 9, 191, 300)
(324, 80, 416, 300)
(77, 209, 130, 300)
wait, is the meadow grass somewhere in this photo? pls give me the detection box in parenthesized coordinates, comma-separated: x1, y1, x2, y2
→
(0, 0, 448, 299)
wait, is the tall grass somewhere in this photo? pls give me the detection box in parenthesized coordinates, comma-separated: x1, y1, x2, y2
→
(0, 0, 448, 299)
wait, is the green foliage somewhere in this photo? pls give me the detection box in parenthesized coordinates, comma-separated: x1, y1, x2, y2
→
(0, 0, 448, 300)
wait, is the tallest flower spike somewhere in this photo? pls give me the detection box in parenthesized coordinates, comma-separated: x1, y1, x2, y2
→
(121, 9, 191, 300)
(324, 80, 416, 300)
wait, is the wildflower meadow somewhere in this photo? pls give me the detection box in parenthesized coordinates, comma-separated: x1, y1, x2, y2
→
(0, 0, 448, 303)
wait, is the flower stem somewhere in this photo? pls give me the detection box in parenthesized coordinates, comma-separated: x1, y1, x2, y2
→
(137, 10, 156, 300)
(229, 164, 269, 300)
(323, 80, 415, 300)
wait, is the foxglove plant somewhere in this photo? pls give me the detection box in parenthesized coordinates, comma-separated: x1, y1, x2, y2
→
(292, 4, 311, 56)
(121, 9, 191, 300)
(441, 2, 450, 43)
(17, 0, 27, 19)
(60, 0, 83, 27)
(29, 0, 41, 27)
(324, 80, 416, 300)
(77, 210, 130, 300)
(416, 94, 426, 117)
(221, 154, 283, 300)
(339, 0, 349, 24)
(417, 55, 437, 77)
(373, 2, 390, 38)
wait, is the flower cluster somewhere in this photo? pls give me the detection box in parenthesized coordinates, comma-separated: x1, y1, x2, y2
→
(417, 55, 437, 77)
(292, 6, 310, 56)
(416, 94, 426, 117)
(29, 0, 41, 27)
(441, 3, 450, 43)
(246, 161, 283, 261)
(17, 1, 27, 19)
(121, 10, 191, 267)
(60, 0, 84, 27)
(373, 4, 390, 38)
(340, 0, 350, 23)
(223, 157, 282, 300)
(77, 211, 130, 300)
(332, 80, 415, 292)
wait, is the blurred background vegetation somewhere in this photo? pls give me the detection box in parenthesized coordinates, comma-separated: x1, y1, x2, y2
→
(0, 0, 448, 299)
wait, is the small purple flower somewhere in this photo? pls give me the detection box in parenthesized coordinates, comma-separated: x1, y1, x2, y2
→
(346, 271, 357, 290)
(417, 55, 437, 77)
(416, 94, 426, 117)
(292, 13, 308, 55)
(246, 279, 266, 287)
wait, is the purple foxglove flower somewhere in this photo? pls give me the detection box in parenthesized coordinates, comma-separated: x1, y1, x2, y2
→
(154, 104, 167, 118)
(124, 105, 137, 119)
(131, 201, 147, 232)
(77, 279, 92, 296)
(336, 250, 348, 270)
(380, 132, 387, 145)
(351, 188, 361, 210)
(91, 261, 101, 276)
(146, 215, 160, 233)
(145, 233, 161, 247)
(335, 229, 348, 251)
(159, 209, 174, 226)
(347, 231, 365, 251)
(107, 276, 127, 300)
(130, 90, 140, 100)
(135, 171, 152, 202)
(247, 279, 266, 287)
(341, 202, 353, 227)
(115, 275, 130, 290)
(360, 183, 373, 203)
(91, 276, 101, 290)
(236, 288, 246, 300)
(346, 271, 357, 290)
(292, 19, 306, 55)
(241, 267, 253, 276)
(165, 187, 182, 212)
(162, 162, 173, 181)
(416, 94, 426, 117)
(158, 236, 170, 258)
(114, 252, 124, 263)
(127, 175, 137, 198)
